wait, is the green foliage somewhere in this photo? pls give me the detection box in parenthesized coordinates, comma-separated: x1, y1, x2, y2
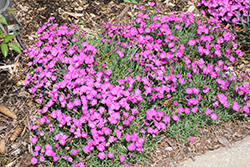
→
(230, 10, 250, 53)
(1, 43, 8, 57)
(0, 9, 22, 57)
(124, 0, 139, 4)
(3, 34, 14, 43)
(9, 43, 21, 54)
(0, 14, 8, 25)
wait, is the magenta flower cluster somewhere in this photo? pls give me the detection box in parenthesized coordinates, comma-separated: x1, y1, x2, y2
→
(25, 3, 250, 166)
(198, 0, 250, 23)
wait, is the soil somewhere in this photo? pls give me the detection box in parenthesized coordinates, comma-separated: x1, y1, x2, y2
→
(0, 0, 249, 167)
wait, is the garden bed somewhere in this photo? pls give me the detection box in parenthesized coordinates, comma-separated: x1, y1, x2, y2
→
(0, 0, 249, 167)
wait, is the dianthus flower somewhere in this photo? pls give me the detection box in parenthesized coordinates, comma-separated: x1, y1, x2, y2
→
(189, 137, 195, 142)
(172, 115, 179, 121)
(210, 113, 218, 120)
(98, 152, 106, 160)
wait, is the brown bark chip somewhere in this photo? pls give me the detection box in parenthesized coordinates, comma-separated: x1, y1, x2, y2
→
(0, 105, 17, 120)
(10, 123, 25, 142)
(0, 139, 6, 154)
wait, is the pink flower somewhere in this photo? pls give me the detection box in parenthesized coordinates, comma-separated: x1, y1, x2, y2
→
(40, 155, 45, 162)
(163, 116, 170, 123)
(128, 69, 132, 73)
(128, 143, 136, 151)
(168, 42, 175, 48)
(125, 134, 131, 142)
(188, 39, 196, 46)
(172, 115, 179, 121)
(48, 16, 55, 21)
(205, 108, 212, 115)
(67, 102, 74, 110)
(179, 78, 186, 84)
(210, 113, 218, 120)
(147, 127, 154, 134)
(174, 102, 179, 106)
(78, 162, 85, 167)
(201, 10, 205, 15)
(191, 107, 198, 113)
(131, 133, 138, 142)
(98, 152, 106, 160)
(31, 157, 38, 164)
(120, 155, 125, 163)
(53, 155, 59, 162)
(175, 25, 181, 30)
(68, 156, 73, 162)
(187, 73, 192, 78)
(233, 101, 240, 111)
(150, 2, 155, 6)
(185, 108, 190, 114)
(71, 149, 78, 155)
(186, 88, 193, 94)
(117, 50, 124, 58)
(108, 152, 114, 158)
(45, 149, 53, 156)
(35, 145, 41, 152)
(31, 136, 38, 144)
(189, 137, 195, 142)
(105, 69, 112, 76)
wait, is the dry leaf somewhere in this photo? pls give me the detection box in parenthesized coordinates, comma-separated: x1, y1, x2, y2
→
(0, 139, 6, 154)
(161, 99, 173, 108)
(10, 123, 25, 142)
(0, 105, 17, 120)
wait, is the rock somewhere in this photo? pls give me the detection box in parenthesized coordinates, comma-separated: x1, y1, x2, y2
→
(90, 13, 96, 18)
(187, 5, 196, 13)
(217, 137, 232, 148)
(28, 36, 34, 40)
(20, 5, 29, 12)
(165, 147, 173, 151)
(245, 68, 250, 76)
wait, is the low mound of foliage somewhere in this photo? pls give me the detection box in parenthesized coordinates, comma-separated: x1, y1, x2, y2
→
(25, 3, 249, 167)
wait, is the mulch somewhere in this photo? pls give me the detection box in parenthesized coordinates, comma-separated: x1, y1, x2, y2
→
(0, 0, 249, 166)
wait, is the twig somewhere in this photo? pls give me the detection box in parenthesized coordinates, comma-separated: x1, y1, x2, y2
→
(0, 64, 15, 76)
(115, 5, 130, 26)
(84, 11, 104, 30)
(0, 64, 15, 70)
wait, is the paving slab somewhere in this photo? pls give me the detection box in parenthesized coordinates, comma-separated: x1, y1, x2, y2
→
(180, 136, 250, 167)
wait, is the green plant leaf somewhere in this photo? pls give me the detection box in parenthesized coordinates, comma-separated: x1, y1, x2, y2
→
(8, 43, 21, 54)
(0, 15, 8, 25)
(3, 34, 14, 43)
(1, 43, 8, 57)
(131, 0, 138, 3)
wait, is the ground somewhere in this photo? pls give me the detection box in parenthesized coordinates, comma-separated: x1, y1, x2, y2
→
(0, 0, 249, 166)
